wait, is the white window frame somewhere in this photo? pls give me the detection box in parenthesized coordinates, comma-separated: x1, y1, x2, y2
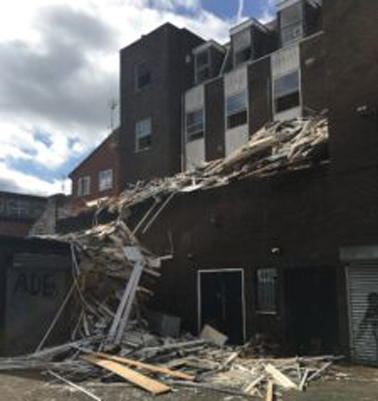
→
(233, 29, 252, 66)
(99, 169, 113, 192)
(272, 69, 301, 115)
(135, 117, 152, 152)
(195, 50, 211, 84)
(280, 1, 304, 46)
(226, 90, 248, 130)
(186, 109, 205, 142)
(77, 176, 91, 196)
(256, 268, 278, 315)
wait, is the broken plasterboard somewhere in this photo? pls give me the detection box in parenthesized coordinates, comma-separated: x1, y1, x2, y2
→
(200, 324, 228, 346)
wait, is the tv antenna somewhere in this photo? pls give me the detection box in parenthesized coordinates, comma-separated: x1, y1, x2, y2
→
(108, 98, 118, 131)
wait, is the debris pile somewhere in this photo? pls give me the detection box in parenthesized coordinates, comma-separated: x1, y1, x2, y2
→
(35, 219, 161, 352)
(105, 115, 328, 217)
(0, 325, 342, 400)
(6, 114, 338, 400)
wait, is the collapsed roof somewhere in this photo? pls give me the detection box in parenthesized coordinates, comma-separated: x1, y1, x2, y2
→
(105, 114, 328, 216)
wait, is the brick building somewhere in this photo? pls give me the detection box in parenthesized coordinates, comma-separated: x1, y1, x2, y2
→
(0, 192, 47, 237)
(69, 129, 121, 212)
(60, 0, 378, 364)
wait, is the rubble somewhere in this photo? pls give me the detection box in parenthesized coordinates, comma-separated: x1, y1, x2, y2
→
(3, 115, 340, 399)
(0, 324, 343, 399)
(102, 115, 328, 222)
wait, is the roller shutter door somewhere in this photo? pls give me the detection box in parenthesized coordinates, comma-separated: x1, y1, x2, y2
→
(347, 265, 378, 365)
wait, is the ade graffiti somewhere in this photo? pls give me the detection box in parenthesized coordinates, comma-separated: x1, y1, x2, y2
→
(13, 272, 58, 298)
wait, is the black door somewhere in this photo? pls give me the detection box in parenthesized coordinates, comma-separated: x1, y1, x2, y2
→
(284, 267, 338, 354)
(199, 270, 244, 344)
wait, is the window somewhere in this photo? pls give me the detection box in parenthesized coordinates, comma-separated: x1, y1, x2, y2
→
(186, 109, 204, 142)
(273, 70, 300, 113)
(6, 199, 29, 218)
(233, 29, 252, 66)
(195, 50, 211, 84)
(280, 2, 303, 46)
(226, 91, 248, 129)
(78, 176, 91, 196)
(135, 117, 152, 152)
(135, 61, 151, 90)
(0, 198, 4, 214)
(99, 169, 113, 192)
(256, 268, 277, 313)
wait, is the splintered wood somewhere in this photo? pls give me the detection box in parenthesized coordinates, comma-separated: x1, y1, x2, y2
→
(20, 115, 336, 399)
(82, 355, 171, 395)
(0, 326, 342, 399)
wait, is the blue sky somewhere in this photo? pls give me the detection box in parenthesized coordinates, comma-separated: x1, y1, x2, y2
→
(203, 0, 274, 20)
(0, 0, 276, 196)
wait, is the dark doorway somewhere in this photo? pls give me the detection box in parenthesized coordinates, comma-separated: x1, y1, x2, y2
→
(283, 267, 338, 355)
(198, 269, 245, 344)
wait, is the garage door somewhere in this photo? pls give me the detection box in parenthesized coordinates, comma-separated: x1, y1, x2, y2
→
(347, 265, 378, 365)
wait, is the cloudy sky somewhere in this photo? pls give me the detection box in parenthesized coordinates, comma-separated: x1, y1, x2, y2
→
(0, 0, 276, 196)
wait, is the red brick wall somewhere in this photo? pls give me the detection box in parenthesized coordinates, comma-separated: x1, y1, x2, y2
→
(70, 132, 121, 211)
(0, 220, 33, 237)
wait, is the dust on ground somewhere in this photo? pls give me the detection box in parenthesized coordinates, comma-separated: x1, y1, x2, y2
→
(0, 365, 377, 401)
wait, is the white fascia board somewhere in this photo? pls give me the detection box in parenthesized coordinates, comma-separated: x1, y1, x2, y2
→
(193, 40, 225, 55)
(277, 0, 318, 11)
(230, 18, 270, 36)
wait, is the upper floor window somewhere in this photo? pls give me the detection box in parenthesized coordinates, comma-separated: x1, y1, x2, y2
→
(99, 169, 113, 192)
(256, 268, 278, 314)
(280, 2, 303, 46)
(273, 70, 300, 113)
(186, 109, 204, 142)
(6, 199, 29, 218)
(0, 198, 4, 214)
(78, 176, 91, 196)
(233, 29, 252, 66)
(226, 90, 248, 129)
(135, 117, 152, 152)
(195, 50, 211, 84)
(135, 61, 151, 90)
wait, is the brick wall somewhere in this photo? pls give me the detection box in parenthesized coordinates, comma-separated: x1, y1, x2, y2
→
(70, 131, 120, 210)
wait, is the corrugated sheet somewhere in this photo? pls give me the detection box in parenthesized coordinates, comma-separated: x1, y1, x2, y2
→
(347, 265, 378, 365)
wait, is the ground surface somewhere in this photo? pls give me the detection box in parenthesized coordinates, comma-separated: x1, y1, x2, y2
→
(0, 365, 377, 401)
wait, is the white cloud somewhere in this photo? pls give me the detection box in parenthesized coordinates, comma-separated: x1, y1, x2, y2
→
(0, 160, 70, 196)
(0, 0, 232, 196)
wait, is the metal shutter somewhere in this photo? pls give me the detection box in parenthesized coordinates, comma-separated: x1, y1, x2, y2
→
(347, 265, 378, 365)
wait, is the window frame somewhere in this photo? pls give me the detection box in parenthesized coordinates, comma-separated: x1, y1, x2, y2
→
(77, 176, 91, 197)
(195, 49, 211, 84)
(135, 61, 151, 91)
(135, 117, 152, 152)
(233, 28, 253, 66)
(226, 90, 248, 130)
(273, 69, 301, 115)
(186, 109, 205, 142)
(98, 169, 113, 192)
(279, 1, 304, 46)
(256, 268, 278, 315)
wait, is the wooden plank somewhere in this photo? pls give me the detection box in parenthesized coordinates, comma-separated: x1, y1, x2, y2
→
(93, 352, 194, 381)
(265, 364, 298, 390)
(307, 361, 333, 383)
(82, 355, 171, 395)
(266, 381, 274, 401)
(244, 374, 265, 395)
(299, 368, 310, 391)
